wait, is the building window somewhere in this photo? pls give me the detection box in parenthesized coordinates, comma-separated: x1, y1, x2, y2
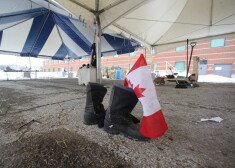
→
(153, 63, 157, 71)
(176, 45, 186, 51)
(48, 60, 50, 64)
(114, 54, 119, 58)
(64, 60, 67, 63)
(58, 60, 61, 64)
(79, 58, 83, 61)
(53, 60, 56, 64)
(129, 64, 134, 70)
(70, 67, 74, 72)
(53, 68, 55, 72)
(129, 51, 136, 56)
(48, 69, 50, 72)
(150, 48, 155, 54)
(58, 68, 61, 72)
(211, 38, 225, 48)
(113, 64, 119, 67)
(175, 61, 185, 71)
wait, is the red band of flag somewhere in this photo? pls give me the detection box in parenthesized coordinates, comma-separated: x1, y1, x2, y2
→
(140, 110, 168, 138)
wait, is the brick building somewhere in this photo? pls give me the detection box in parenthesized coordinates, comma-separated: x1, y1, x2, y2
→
(43, 37, 235, 78)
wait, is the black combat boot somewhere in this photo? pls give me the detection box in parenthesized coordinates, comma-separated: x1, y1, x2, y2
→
(84, 82, 107, 128)
(104, 84, 149, 141)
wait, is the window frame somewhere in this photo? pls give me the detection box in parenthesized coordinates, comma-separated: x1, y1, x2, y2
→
(176, 45, 186, 51)
(175, 61, 185, 71)
(113, 54, 119, 58)
(129, 51, 136, 56)
(129, 64, 134, 70)
(211, 38, 225, 48)
(153, 63, 157, 71)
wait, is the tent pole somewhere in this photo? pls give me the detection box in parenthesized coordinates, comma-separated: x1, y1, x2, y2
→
(96, 19, 102, 83)
(95, 0, 102, 83)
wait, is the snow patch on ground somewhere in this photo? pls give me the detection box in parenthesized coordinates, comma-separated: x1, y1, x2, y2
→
(1, 71, 235, 84)
(198, 75, 235, 83)
(0, 72, 76, 80)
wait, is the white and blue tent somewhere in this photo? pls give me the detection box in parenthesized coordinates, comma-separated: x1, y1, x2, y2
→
(1, 0, 234, 60)
(0, 0, 140, 60)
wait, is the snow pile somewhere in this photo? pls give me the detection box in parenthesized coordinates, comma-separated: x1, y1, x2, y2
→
(198, 75, 235, 83)
(0, 72, 77, 80)
(0, 72, 24, 80)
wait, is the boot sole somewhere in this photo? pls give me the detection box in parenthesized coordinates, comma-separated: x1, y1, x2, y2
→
(105, 127, 149, 141)
(104, 123, 149, 141)
(83, 113, 98, 125)
(104, 124, 120, 135)
(83, 120, 98, 125)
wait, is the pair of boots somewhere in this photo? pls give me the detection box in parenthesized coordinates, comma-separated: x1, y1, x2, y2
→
(84, 82, 148, 141)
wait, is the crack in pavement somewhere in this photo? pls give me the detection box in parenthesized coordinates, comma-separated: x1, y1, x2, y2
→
(0, 96, 86, 117)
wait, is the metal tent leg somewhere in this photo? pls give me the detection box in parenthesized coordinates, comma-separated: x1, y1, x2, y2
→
(95, 0, 102, 83)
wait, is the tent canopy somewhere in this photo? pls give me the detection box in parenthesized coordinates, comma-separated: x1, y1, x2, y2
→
(1, 0, 235, 59)
(52, 0, 235, 52)
(0, 0, 140, 60)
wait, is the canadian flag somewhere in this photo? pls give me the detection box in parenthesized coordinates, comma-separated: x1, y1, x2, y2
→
(124, 54, 168, 138)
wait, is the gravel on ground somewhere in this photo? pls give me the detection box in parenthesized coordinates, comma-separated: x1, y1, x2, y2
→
(0, 78, 234, 168)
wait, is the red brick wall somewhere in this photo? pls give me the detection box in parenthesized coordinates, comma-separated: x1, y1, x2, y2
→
(151, 37, 235, 75)
(43, 37, 235, 76)
(100, 48, 146, 70)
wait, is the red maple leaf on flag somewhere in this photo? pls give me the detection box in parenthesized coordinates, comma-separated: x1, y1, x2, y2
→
(134, 84, 146, 98)
(127, 79, 133, 88)
(124, 79, 134, 88)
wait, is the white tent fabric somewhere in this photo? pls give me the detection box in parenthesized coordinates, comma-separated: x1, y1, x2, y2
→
(53, 0, 235, 52)
(0, 0, 140, 60)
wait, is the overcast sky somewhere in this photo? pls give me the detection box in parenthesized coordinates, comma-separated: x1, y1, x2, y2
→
(0, 54, 45, 70)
